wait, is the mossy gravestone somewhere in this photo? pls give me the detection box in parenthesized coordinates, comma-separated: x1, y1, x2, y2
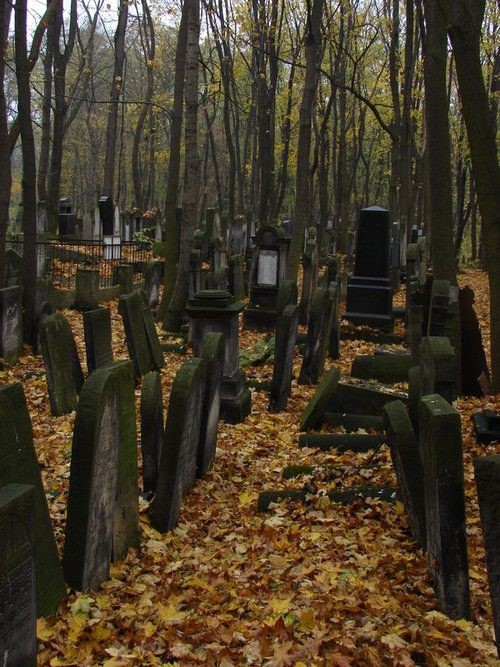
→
(0, 384, 66, 616)
(63, 361, 139, 591)
(140, 372, 164, 494)
(420, 336, 456, 404)
(0, 286, 22, 365)
(419, 394, 470, 620)
(383, 400, 426, 548)
(0, 484, 36, 666)
(474, 456, 500, 657)
(119, 290, 164, 378)
(351, 354, 412, 384)
(299, 287, 335, 385)
(83, 306, 114, 374)
(198, 333, 224, 477)
(300, 367, 341, 431)
(150, 359, 206, 533)
(269, 304, 299, 412)
(74, 268, 99, 310)
(40, 313, 84, 415)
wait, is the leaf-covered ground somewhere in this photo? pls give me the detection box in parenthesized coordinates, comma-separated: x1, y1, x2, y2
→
(1, 268, 499, 666)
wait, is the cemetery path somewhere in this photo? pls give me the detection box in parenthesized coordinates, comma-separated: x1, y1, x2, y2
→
(1, 269, 498, 666)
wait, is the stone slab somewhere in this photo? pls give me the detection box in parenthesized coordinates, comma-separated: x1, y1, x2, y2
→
(300, 367, 341, 431)
(269, 304, 299, 412)
(198, 333, 224, 476)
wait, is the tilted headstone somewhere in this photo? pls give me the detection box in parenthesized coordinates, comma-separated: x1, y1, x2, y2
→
(143, 261, 163, 309)
(269, 304, 299, 412)
(74, 268, 99, 311)
(300, 367, 341, 431)
(299, 227, 319, 325)
(459, 286, 490, 396)
(327, 380, 407, 417)
(33, 300, 53, 356)
(0, 484, 36, 666)
(299, 286, 335, 385)
(140, 372, 164, 494)
(474, 456, 500, 656)
(119, 290, 164, 378)
(83, 306, 114, 374)
(427, 280, 450, 336)
(420, 336, 456, 404)
(40, 313, 84, 415)
(0, 384, 66, 615)
(0, 286, 22, 365)
(419, 394, 470, 620)
(140, 292, 164, 370)
(150, 359, 206, 533)
(383, 400, 426, 548)
(112, 264, 134, 295)
(198, 333, 224, 476)
(351, 354, 412, 384)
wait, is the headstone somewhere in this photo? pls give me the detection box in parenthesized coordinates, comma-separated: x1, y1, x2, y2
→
(150, 359, 206, 533)
(83, 306, 114, 374)
(328, 282, 340, 360)
(118, 290, 164, 379)
(474, 456, 500, 656)
(299, 286, 335, 385)
(419, 394, 470, 620)
(40, 313, 84, 416)
(408, 303, 424, 365)
(58, 197, 76, 236)
(0, 484, 36, 666)
(472, 413, 500, 443)
(0, 286, 22, 365)
(269, 304, 299, 412)
(143, 261, 163, 309)
(198, 333, 224, 476)
(189, 229, 204, 298)
(98, 196, 114, 236)
(351, 354, 412, 383)
(74, 268, 99, 311)
(459, 286, 490, 396)
(327, 381, 407, 417)
(324, 412, 384, 432)
(112, 264, 134, 294)
(140, 372, 164, 494)
(420, 336, 456, 404)
(300, 367, 341, 431)
(0, 384, 66, 615)
(383, 400, 426, 548)
(299, 227, 318, 325)
(427, 280, 450, 336)
(33, 300, 53, 356)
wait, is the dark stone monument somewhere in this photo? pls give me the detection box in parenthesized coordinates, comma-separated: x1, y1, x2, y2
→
(0, 286, 22, 365)
(58, 197, 76, 237)
(427, 280, 450, 336)
(119, 290, 164, 379)
(0, 484, 36, 666)
(474, 456, 500, 656)
(420, 336, 456, 404)
(83, 306, 114, 374)
(299, 286, 335, 385)
(98, 196, 114, 236)
(473, 413, 500, 444)
(459, 286, 490, 396)
(0, 384, 66, 615)
(143, 261, 163, 309)
(186, 290, 251, 423)
(112, 264, 134, 295)
(140, 372, 164, 494)
(344, 206, 393, 329)
(198, 332, 225, 476)
(269, 304, 299, 412)
(327, 380, 407, 417)
(40, 313, 84, 416)
(74, 268, 100, 311)
(383, 400, 426, 548)
(351, 354, 412, 383)
(419, 394, 470, 620)
(243, 225, 291, 331)
(300, 367, 341, 431)
(150, 359, 206, 533)
(299, 227, 318, 325)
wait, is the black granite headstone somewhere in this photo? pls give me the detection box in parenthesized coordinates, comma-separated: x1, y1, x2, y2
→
(98, 196, 114, 236)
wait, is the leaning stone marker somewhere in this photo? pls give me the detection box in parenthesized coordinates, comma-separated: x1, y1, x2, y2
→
(119, 290, 164, 378)
(74, 268, 99, 310)
(269, 304, 299, 412)
(0, 484, 36, 666)
(151, 359, 205, 533)
(40, 313, 84, 415)
(299, 287, 335, 385)
(328, 381, 407, 417)
(112, 263, 134, 294)
(474, 456, 500, 657)
(83, 306, 114, 373)
(198, 333, 224, 476)
(63, 366, 121, 591)
(419, 394, 470, 620)
(420, 336, 456, 404)
(383, 400, 426, 548)
(300, 367, 341, 431)
(0, 384, 66, 616)
(0, 286, 22, 365)
(140, 372, 164, 494)
(351, 354, 412, 383)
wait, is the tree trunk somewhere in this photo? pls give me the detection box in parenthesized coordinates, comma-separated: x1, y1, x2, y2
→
(0, 0, 12, 288)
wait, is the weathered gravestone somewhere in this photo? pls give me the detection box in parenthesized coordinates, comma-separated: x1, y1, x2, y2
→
(0, 286, 22, 365)
(0, 384, 66, 615)
(143, 261, 163, 309)
(33, 300, 54, 356)
(198, 333, 224, 476)
(299, 227, 319, 325)
(427, 280, 450, 336)
(420, 336, 456, 404)
(63, 360, 139, 590)
(40, 313, 84, 416)
(141, 372, 164, 494)
(83, 306, 114, 374)
(408, 365, 421, 436)
(328, 282, 340, 360)
(327, 381, 407, 417)
(474, 456, 500, 656)
(74, 268, 99, 311)
(112, 264, 134, 295)
(300, 367, 341, 431)
(299, 287, 335, 385)
(0, 484, 36, 666)
(269, 304, 299, 412)
(383, 400, 426, 548)
(459, 286, 490, 396)
(419, 394, 470, 620)
(150, 359, 205, 533)
(351, 353, 412, 384)
(119, 290, 164, 378)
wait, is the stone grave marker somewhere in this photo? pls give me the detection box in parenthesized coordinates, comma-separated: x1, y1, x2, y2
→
(427, 280, 450, 336)
(351, 354, 412, 383)
(269, 304, 299, 412)
(474, 456, 500, 656)
(63, 365, 121, 590)
(328, 381, 407, 417)
(112, 264, 134, 294)
(300, 367, 341, 431)
(119, 290, 164, 378)
(0, 285, 22, 365)
(383, 400, 426, 548)
(299, 227, 319, 325)
(198, 333, 224, 476)
(408, 365, 421, 435)
(324, 412, 384, 432)
(140, 372, 164, 494)
(408, 303, 424, 365)
(74, 268, 99, 311)
(33, 300, 54, 356)
(328, 282, 340, 360)
(0, 484, 36, 666)
(140, 292, 164, 371)
(150, 359, 206, 533)
(0, 384, 66, 616)
(419, 394, 470, 620)
(40, 313, 84, 415)
(143, 261, 163, 309)
(459, 286, 490, 396)
(420, 336, 456, 404)
(299, 286, 335, 385)
(83, 306, 114, 373)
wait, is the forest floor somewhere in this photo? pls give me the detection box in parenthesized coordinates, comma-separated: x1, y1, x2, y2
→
(2, 268, 499, 666)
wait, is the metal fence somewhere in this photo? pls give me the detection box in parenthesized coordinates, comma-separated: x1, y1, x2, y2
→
(6, 238, 154, 289)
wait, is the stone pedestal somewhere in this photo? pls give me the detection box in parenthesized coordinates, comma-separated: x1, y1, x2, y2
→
(187, 290, 251, 423)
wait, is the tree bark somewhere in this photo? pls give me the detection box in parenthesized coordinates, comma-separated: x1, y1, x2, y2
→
(0, 0, 12, 288)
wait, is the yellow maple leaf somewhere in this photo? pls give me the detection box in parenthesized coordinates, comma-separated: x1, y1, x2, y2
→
(37, 618, 55, 641)
(239, 490, 257, 507)
(157, 602, 187, 624)
(269, 597, 292, 614)
(299, 609, 315, 631)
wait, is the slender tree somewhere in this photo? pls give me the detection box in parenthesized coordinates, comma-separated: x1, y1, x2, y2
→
(0, 0, 12, 287)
